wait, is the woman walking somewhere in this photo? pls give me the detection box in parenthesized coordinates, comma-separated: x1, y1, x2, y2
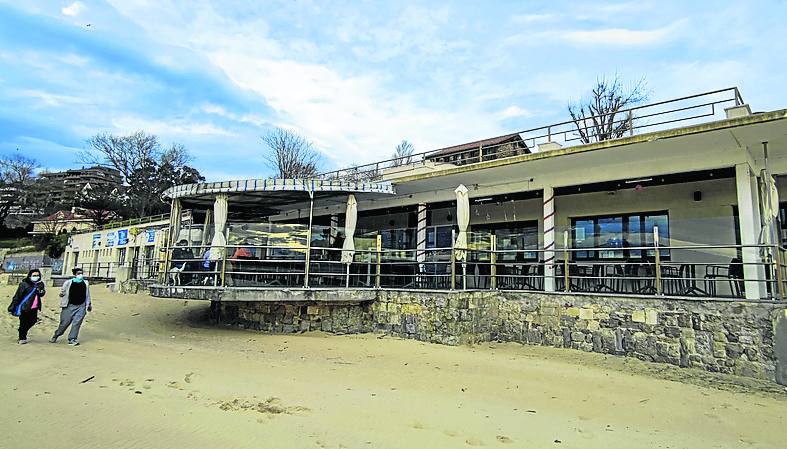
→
(7, 269, 46, 344)
(51, 268, 92, 346)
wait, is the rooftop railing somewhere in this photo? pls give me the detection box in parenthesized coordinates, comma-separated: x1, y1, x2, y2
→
(317, 87, 745, 182)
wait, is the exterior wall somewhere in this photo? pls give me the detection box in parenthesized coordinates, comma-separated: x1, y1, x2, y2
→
(64, 220, 169, 277)
(219, 291, 787, 384)
(424, 178, 738, 264)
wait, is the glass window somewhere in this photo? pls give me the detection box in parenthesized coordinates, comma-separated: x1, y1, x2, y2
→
(572, 211, 669, 260)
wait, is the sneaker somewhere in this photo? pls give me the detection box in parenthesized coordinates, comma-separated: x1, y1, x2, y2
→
(68, 339, 80, 346)
(18, 339, 28, 345)
(49, 336, 58, 343)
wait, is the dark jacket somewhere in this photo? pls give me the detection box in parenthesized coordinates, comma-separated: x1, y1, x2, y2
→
(7, 279, 46, 315)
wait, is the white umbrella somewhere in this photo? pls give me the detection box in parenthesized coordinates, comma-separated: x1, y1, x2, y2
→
(454, 184, 470, 261)
(170, 199, 182, 244)
(209, 194, 228, 261)
(341, 194, 357, 264)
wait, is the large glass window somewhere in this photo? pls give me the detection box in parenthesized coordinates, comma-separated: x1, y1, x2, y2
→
(571, 211, 669, 260)
(469, 221, 539, 262)
(426, 225, 455, 249)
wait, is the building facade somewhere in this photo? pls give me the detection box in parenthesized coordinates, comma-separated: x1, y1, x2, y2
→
(38, 165, 122, 206)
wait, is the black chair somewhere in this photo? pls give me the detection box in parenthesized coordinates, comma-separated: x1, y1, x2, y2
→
(705, 258, 744, 298)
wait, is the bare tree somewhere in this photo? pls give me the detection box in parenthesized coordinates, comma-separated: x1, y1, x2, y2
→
(82, 131, 203, 218)
(568, 76, 648, 144)
(0, 153, 39, 227)
(262, 127, 320, 178)
(389, 140, 415, 167)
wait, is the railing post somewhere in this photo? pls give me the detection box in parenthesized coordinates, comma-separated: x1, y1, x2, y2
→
(654, 225, 662, 295)
(773, 245, 785, 300)
(490, 234, 497, 290)
(220, 244, 227, 287)
(450, 229, 456, 290)
(304, 192, 314, 288)
(375, 234, 382, 289)
(563, 231, 569, 292)
(628, 111, 634, 136)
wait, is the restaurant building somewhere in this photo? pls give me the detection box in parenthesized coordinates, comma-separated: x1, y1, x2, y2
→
(69, 88, 787, 384)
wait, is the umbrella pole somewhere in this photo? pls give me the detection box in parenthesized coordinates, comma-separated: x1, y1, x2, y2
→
(304, 191, 314, 288)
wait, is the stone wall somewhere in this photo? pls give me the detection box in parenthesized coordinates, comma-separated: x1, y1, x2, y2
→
(218, 291, 787, 384)
(221, 301, 374, 334)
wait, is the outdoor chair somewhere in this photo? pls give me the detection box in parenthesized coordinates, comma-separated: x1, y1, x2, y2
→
(661, 264, 684, 296)
(704, 258, 744, 298)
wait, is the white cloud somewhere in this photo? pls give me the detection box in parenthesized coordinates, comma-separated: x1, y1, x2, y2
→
(511, 13, 557, 24)
(16, 89, 89, 107)
(61, 2, 85, 17)
(564, 27, 669, 46)
(498, 105, 533, 120)
(111, 115, 236, 137)
(207, 53, 505, 166)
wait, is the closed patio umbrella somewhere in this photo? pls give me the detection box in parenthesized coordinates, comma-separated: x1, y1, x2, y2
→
(209, 194, 228, 261)
(170, 198, 182, 244)
(454, 184, 469, 261)
(341, 194, 357, 264)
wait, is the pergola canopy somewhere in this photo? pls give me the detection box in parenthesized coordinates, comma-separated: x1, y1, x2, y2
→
(163, 178, 395, 214)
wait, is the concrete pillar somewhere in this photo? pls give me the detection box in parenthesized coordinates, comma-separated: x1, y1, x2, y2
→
(329, 214, 339, 247)
(543, 186, 556, 292)
(416, 203, 427, 264)
(735, 163, 766, 299)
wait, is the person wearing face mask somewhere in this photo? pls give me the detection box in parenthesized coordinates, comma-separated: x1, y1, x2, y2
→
(50, 268, 92, 346)
(7, 269, 46, 344)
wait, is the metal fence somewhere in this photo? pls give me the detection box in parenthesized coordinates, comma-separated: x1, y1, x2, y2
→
(161, 234, 787, 301)
(317, 88, 744, 182)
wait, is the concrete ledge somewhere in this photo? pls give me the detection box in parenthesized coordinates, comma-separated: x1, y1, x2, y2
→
(150, 285, 377, 303)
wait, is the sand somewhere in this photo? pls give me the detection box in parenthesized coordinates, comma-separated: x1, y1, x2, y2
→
(2, 284, 786, 449)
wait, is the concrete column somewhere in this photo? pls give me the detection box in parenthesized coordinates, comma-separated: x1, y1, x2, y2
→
(735, 163, 766, 299)
(416, 203, 427, 264)
(543, 186, 556, 292)
(329, 214, 339, 247)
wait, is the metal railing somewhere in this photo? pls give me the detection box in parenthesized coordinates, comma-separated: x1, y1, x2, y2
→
(97, 211, 191, 231)
(160, 232, 786, 301)
(317, 87, 744, 182)
(75, 262, 117, 278)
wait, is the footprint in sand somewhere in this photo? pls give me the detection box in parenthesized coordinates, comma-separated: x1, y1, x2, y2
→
(142, 379, 155, 390)
(409, 421, 426, 430)
(443, 430, 459, 438)
(167, 381, 184, 390)
(496, 435, 514, 444)
(119, 379, 135, 388)
(217, 397, 310, 418)
(465, 436, 485, 446)
(184, 372, 195, 384)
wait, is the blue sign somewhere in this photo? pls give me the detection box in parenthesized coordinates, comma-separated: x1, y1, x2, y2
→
(117, 229, 129, 246)
(146, 228, 156, 243)
(92, 233, 101, 249)
(106, 231, 116, 247)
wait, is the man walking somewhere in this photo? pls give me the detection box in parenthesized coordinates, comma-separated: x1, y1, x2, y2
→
(50, 268, 92, 346)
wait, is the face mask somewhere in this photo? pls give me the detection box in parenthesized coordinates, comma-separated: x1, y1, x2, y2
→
(30, 276, 41, 282)
(74, 275, 84, 282)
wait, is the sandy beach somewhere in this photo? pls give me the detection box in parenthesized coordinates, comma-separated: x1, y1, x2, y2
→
(2, 284, 786, 449)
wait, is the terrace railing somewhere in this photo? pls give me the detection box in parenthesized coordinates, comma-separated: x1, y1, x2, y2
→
(317, 87, 745, 182)
(161, 229, 787, 301)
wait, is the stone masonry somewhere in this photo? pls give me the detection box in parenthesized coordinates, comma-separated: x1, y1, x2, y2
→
(218, 290, 787, 384)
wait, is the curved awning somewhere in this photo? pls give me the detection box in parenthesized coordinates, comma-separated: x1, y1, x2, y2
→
(163, 178, 395, 210)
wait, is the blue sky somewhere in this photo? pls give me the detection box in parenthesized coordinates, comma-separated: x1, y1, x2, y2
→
(0, 1, 785, 180)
